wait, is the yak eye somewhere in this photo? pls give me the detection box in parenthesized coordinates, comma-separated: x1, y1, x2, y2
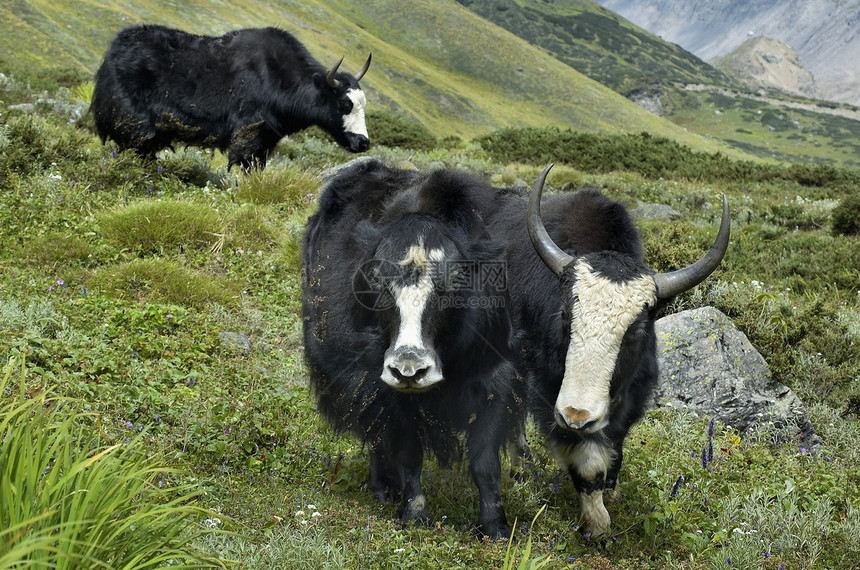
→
(340, 97, 354, 114)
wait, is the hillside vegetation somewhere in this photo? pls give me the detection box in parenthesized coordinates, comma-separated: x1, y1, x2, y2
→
(2, 0, 741, 153)
(2, 63, 860, 567)
(2, 1, 860, 568)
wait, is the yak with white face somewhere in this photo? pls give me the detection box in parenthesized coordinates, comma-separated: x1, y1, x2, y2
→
(91, 25, 371, 169)
(302, 159, 523, 539)
(483, 165, 730, 538)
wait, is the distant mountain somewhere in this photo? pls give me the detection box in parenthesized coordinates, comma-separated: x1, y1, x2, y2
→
(710, 37, 815, 98)
(594, 0, 860, 106)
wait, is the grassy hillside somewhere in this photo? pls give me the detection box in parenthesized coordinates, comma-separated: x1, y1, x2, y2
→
(457, 0, 860, 167)
(454, 0, 734, 95)
(1, 0, 739, 153)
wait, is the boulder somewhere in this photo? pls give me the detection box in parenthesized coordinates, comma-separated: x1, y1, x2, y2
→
(654, 306, 820, 450)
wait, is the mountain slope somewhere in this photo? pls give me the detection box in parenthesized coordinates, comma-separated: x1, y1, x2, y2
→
(595, 0, 860, 106)
(0, 0, 735, 154)
(454, 0, 734, 96)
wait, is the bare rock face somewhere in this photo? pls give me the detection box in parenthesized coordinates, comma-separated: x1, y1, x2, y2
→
(654, 306, 820, 450)
(710, 36, 816, 98)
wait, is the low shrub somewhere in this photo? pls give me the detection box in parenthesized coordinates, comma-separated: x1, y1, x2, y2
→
(98, 198, 223, 253)
(89, 258, 240, 308)
(831, 193, 860, 236)
(366, 110, 438, 150)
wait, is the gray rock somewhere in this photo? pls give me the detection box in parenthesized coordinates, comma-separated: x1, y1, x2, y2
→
(630, 201, 682, 221)
(654, 306, 820, 450)
(219, 331, 250, 352)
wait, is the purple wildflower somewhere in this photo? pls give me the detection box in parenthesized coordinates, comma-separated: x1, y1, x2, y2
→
(669, 475, 684, 499)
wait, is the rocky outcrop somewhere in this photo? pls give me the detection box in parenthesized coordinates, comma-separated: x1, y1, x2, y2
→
(654, 306, 820, 450)
(710, 37, 816, 98)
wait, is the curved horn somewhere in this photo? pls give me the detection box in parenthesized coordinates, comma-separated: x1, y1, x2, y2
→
(653, 194, 731, 300)
(326, 56, 344, 88)
(355, 53, 372, 82)
(527, 164, 575, 277)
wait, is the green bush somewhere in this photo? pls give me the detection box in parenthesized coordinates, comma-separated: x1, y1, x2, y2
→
(366, 110, 438, 150)
(476, 127, 860, 189)
(89, 258, 241, 308)
(832, 193, 860, 236)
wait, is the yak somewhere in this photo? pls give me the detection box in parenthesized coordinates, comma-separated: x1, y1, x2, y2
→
(91, 25, 371, 169)
(301, 159, 524, 539)
(482, 165, 730, 538)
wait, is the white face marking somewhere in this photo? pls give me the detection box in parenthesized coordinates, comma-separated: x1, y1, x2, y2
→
(380, 244, 445, 389)
(342, 88, 368, 137)
(555, 259, 657, 431)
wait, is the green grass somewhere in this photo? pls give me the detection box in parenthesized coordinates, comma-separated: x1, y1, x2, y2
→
(2, 62, 860, 569)
(0, 356, 228, 568)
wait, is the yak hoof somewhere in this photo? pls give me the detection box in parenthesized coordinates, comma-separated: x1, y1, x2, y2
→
(481, 521, 512, 541)
(399, 495, 430, 526)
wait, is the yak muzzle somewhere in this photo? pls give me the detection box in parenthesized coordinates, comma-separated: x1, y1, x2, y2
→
(381, 346, 443, 392)
(555, 404, 609, 433)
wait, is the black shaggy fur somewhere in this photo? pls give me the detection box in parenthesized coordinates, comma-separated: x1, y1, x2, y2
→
(302, 159, 524, 539)
(91, 25, 369, 169)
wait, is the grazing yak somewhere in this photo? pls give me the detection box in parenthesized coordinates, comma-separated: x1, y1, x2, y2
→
(91, 25, 371, 169)
(302, 159, 524, 539)
(484, 165, 730, 538)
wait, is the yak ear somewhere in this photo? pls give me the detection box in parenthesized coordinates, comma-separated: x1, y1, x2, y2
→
(353, 219, 380, 252)
(470, 239, 506, 261)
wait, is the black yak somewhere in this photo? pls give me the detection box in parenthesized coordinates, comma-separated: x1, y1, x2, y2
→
(91, 25, 371, 169)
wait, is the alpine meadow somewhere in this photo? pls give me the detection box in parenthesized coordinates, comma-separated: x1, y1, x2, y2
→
(1, 1, 860, 568)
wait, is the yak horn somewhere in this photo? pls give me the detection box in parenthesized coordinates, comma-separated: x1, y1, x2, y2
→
(326, 56, 344, 88)
(355, 53, 372, 82)
(653, 194, 730, 300)
(527, 164, 575, 277)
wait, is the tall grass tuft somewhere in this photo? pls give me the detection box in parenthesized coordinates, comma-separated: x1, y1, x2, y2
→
(231, 165, 319, 208)
(98, 199, 223, 253)
(502, 505, 551, 570)
(89, 258, 241, 308)
(0, 356, 227, 568)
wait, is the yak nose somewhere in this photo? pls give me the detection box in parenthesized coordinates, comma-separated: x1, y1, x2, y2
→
(348, 136, 370, 153)
(390, 352, 428, 378)
(555, 406, 599, 431)
(382, 347, 443, 391)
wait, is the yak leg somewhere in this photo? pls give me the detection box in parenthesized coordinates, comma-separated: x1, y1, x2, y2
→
(550, 435, 614, 538)
(391, 433, 430, 526)
(467, 444, 510, 539)
(467, 396, 515, 540)
(368, 441, 400, 503)
(507, 423, 532, 480)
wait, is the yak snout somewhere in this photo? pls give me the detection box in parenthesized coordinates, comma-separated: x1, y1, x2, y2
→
(381, 346, 443, 391)
(555, 404, 609, 433)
